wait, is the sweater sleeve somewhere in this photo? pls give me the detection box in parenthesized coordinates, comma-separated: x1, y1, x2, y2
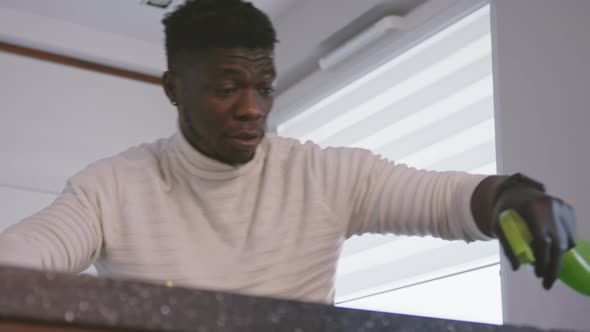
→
(315, 145, 492, 242)
(0, 163, 108, 273)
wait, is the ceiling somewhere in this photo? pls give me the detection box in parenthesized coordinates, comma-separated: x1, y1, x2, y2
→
(0, 0, 298, 44)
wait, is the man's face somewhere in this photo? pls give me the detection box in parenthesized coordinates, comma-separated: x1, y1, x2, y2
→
(165, 48, 276, 166)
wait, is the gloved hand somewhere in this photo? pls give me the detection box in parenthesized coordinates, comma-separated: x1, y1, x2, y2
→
(493, 173, 576, 290)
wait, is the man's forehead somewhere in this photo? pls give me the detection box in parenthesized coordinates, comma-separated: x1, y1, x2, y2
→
(201, 47, 274, 64)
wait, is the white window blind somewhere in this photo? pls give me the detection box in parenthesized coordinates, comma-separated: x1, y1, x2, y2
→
(276, 5, 501, 325)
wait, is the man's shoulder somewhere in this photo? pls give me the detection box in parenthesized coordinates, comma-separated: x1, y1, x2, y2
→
(266, 134, 304, 149)
(71, 136, 173, 184)
(115, 136, 171, 166)
(265, 134, 319, 159)
(268, 136, 374, 170)
(265, 135, 374, 161)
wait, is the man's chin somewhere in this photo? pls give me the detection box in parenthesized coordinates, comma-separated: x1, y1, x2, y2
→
(224, 149, 257, 166)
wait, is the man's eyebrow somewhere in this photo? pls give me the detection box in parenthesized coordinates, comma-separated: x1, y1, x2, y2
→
(215, 67, 243, 76)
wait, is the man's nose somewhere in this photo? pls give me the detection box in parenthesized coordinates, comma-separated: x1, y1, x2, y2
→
(234, 89, 265, 121)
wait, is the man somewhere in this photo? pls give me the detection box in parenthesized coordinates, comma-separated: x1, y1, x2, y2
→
(0, 0, 576, 304)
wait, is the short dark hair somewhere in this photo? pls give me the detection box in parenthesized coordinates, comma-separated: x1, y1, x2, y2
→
(163, 0, 278, 69)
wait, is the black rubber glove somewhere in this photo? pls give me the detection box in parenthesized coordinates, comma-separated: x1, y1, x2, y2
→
(493, 173, 576, 290)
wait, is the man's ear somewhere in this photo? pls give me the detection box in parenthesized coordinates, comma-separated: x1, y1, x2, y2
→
(162, 71, 179, 106)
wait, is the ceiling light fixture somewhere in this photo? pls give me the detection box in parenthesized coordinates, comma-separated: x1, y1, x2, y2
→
(142, 0, 175, 9)
(319, 15, 405, 71)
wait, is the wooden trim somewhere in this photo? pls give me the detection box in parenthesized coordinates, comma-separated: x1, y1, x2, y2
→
(0, 41, 161, 85)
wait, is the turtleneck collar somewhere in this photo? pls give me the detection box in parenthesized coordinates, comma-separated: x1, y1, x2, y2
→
(170, 130, 266, 180)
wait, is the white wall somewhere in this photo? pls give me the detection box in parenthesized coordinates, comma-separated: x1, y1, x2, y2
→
(0, 187, 56, 232)
(491, 0, 590, 330)
(0, 50, 176, 231)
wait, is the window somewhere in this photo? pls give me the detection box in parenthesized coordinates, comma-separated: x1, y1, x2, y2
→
(276, 5, 501, 324)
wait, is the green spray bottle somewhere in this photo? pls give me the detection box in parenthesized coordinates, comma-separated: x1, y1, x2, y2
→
(499, 209, 590, 296)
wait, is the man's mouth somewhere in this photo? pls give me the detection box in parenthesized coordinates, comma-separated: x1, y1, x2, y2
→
(228, 132, 262, 150)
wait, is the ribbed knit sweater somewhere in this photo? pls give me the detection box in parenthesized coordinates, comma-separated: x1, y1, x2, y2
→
(0, 131, 490, 303)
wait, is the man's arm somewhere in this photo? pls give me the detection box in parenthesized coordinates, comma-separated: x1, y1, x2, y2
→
(0, 167, 105, 273)
(315, 145, 490, 241)
(471, 175, 508, 236)
(317, 145, 575, 289)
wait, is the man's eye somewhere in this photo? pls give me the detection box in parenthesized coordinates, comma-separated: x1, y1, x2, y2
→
(259, 86, 275, 96)
(216, 85, 238, 96)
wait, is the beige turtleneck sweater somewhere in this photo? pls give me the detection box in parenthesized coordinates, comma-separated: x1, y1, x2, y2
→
(0, 132, 489, 303)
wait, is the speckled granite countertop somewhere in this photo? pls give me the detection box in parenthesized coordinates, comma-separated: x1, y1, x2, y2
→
(0, 266, 570, 332)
